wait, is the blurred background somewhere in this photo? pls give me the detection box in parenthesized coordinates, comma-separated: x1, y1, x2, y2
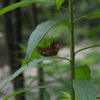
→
(0, 0, 100, 100)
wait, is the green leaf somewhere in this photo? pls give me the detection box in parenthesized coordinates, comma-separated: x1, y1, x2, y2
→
(44, 90, 51, 100)
(0, 56, 59, 92)
(18, 43, 27, 52)
(74, 12, 100, 22)
(0, 1, 43, 15)
(56, 0, 65, 10)
(26, 20, 62, 64)
(60, 20, 72, 30)
(0, 0, 68, 15)
(0, 56, 67, 92)
(21, 51, 40, 66)
(75, 65, 91, 80)
(97, 97, 100, 99)
(45, 71, 55, 78)
(73, 79, 96, 100)
(37, 38, 56, 48)
(2, 86, 68, 100)
(58, 79, 71, 93)
(75, 45, 100, 55)
(21, 39, 55, 66)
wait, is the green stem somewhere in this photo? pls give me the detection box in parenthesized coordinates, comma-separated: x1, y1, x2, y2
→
(56, 57, 71, 63)
(75, 45, 100, 55)
(69, 0, 75, 100)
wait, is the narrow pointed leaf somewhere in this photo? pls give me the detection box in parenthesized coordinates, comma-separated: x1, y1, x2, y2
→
(2, 85, 68, 100)
(26, 20, 62, 64)
(44, 90, 51, 100)
(73, 79, 96, 100)
(18, 44, 27, 52)
(74, 12, 100, 22)
(0, 56, 60, 92)
(0, 1, 43, 15)
(75, 65, 91, 80)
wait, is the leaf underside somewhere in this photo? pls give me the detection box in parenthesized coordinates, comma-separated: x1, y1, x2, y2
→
(73, 79, 96, 100)
(26, 20, 62, 64)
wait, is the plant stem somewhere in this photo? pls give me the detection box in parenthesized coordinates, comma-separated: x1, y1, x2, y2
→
(75, 44, 100, 55)
(69, 0, 75, 100)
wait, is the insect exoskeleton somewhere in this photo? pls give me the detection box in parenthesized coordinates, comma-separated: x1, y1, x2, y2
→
(37, 40, 59, 57)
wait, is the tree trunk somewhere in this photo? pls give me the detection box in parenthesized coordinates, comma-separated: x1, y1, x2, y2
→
(12, 0, 26, 100)
(38, 63, 44, 99)
(29, 4, 39, 30)
(2, 0, 26, 100)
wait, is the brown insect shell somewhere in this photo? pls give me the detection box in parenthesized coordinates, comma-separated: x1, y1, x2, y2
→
(50, 40, 58, 47)
(37, 40, 59, 57)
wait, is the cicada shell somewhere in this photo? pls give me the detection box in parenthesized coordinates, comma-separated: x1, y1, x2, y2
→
(37, 40, 59, 57)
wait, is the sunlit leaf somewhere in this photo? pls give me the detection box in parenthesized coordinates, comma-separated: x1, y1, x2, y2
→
(37, 38, 56, 48)
(56, 0, 65, 10)
(74, 12, 100, 22)
(60, 21, 72, 30)
(75, 65, 91, 80)
(73, 79, 96, 100)
(26, 20, 62, 64)
(58, 91, 71, 100)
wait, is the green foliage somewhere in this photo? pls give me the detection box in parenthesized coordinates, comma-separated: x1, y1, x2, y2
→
(43, 90, 51, 100)
(97, 97, 100, 99)
(0, 56, 70, 93)
(74, 12, 100, 22)
(2, 85, 67, 100)
(87, 25, 100, 40)
(60, 21, 72, 30)
(0, 57, 58, 92)
(21, 39, 57, 66)
(57, 92, 70, 100)
(56, 0, 65, 10)
(73, 79, 96, 100)
(0, 0, 100, 100)
(26, 20, 62, 64)
(26, 20, 71, 64)
(0, 1, 43, 15)
(75, 65, 91, 80)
